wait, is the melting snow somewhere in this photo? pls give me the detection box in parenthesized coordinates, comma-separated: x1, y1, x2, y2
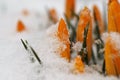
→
(0, 0, 119, 80)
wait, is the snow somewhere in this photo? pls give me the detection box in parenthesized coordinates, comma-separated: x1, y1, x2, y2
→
(46, 23, 67, 54)
(0, 0, 120, 80)
(72, 42, 82, 52)
(102, 32, 120, 51)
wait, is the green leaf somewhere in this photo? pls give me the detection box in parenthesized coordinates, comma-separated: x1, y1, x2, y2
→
(21, 39, 27, 50)
(21, 39, 42, 65)
(30, 46, 42, 65)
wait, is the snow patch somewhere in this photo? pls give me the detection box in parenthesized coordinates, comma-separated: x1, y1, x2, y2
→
(102, 32, 120, 51)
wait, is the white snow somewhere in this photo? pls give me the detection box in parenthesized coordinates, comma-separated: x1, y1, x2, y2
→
(102, 32, 120, 51)
(0, 0, 120, 80)
(72, 42, 82, 52)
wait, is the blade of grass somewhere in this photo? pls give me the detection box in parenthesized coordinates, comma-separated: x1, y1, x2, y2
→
(79, 22, 89, 64)
(21, 39, 28, 50)
(30, 46, 42, 65)
(21, 39, 42, 65)
(64, 14, 76, 42)
(102, 60, 105, 74)
(92, 49, 97, 64)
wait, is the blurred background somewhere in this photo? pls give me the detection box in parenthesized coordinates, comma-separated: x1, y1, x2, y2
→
(0, 0, 106, 13)
(0, 0, 107, 37)
(0, 0, 109, 37)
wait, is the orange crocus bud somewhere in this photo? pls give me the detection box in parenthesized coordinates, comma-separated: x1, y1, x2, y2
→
(49, 8, 58, 24)
(73, 55, 84, 73)
(109, 0, 117, 3)
(65, 0, 75, 20)
(108, 0, 120, 33)
(16, 20, 26, 32)
(57, 18, 70, 61)
(93, 5, 105, 34)
(105, 36, 120, 76)
(76, 7, 92, 62)
(22, 9, 29, 16)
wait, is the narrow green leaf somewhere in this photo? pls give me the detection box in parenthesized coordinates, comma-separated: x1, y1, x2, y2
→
(21, 39, 27, 50)
(30, 46, 42, 65)
(102, 60, 105, 74)
(21, 39, 42, 65)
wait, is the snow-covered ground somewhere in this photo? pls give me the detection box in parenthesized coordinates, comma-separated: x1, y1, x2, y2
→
(0, 0, 119, 80)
